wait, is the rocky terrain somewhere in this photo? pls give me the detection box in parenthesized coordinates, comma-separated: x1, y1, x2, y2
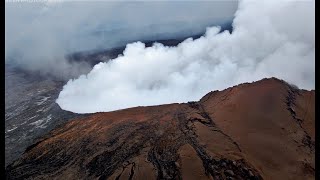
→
(5, 78, 315, 180)
(5, 64, 85, 166)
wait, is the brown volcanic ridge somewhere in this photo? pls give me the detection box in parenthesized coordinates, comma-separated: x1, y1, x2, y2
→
(6, 77, 315, 180)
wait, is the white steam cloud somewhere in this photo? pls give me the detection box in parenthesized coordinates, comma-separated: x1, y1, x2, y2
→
(57, 0, 315, 113)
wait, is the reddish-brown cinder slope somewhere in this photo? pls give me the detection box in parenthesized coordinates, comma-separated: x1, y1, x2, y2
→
(200, 78, 314, 180)
(6, 78, 314, 180)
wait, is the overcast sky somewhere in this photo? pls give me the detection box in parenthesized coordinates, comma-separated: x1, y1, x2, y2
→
(5, 1, 238, 78)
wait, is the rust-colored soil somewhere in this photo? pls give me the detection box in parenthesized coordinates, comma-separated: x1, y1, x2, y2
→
(6, 78, 314, 180)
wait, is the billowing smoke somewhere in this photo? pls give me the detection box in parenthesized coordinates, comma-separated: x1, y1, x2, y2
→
(5, 1, 237, 79)
(56, 0, 315, 113)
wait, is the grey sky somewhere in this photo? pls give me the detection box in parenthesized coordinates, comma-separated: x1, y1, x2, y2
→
(5, 1, 238, 78)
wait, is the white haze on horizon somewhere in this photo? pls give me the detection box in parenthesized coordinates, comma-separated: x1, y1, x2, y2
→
(5, 1, 237, 79)
(55, 0, 314, 113)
